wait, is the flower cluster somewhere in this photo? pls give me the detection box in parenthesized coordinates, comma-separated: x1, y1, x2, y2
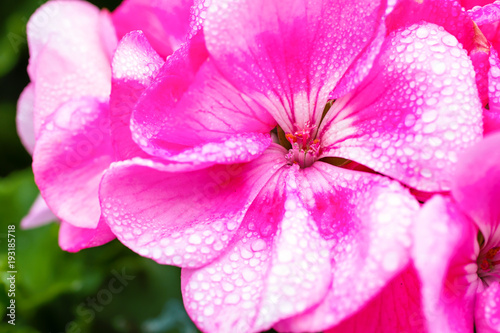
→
(17, 0, 500, 331)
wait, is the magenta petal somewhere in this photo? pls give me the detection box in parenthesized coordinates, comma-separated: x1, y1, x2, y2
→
(320, 23, 483, 192)
(112, 0, 192, 58)
(484, 108, 500, 134)
(130, 32, 205, 155)
(487, 48, 500, 134)
(110, 30, 164, 160)
(27, 1, 111, 137)
(330, 22, 387, 100)
(462, 0, 497, 11)
(160, 133, 272, 166)
(182, 167, 332, 332)
(323, 265, 426, 333)
(388, 0, 491, 108)
(16, 84, 35, 155)
(98, 9, 119, 62)
(471, 44, 491, 107)
(204, 0, 385, 132)
(59, 218, 115, 253)
(469, 2, 500, 28)
(131, 33, 276, 160)
(20, 194, 57, 229)
(452, 131, 500, 239)
(387, 0, 476, 52)
(476, 282, 500, 332)
(413, 195, 478, 333)
(100, 145, 287, 268)
(33, 98, 113, 229)
(137, 60, 276, 146)
(275, 162, 419, 331)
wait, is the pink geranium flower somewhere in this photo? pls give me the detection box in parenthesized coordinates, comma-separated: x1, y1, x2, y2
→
(17, 0, 192, 251)
(412, 131, 500, 332)
(99, 0, 482, 331)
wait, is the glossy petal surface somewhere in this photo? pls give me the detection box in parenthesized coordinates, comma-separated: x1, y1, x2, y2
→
(275, 162, 419, 331)
(487, 48, 500, 134)
(132, 33, 275, 160)
(204, 0, 385, 132)
(59, 218, 115, 253)
(112, 0, 192, 58)
(16, 84, 35, 155)
(387, 0, 475, 52)
(324, 265, 426, 333)
(110, 30, 164, 160)
(26, 1, 111, 136)
(476, 282, 500, 333)
(100, 145, 287, 268)
(413, 195, 478, 333)
(462, 0, 496, 10)
(319, 23, 482, 192)
(33, 98, 113, 229)
(20, 194, 57, 229)
(452, 131, 500, 239)
(182, 167, 331, 332)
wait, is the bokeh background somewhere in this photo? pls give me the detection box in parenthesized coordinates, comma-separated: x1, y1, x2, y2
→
(0, 1, 199, 332)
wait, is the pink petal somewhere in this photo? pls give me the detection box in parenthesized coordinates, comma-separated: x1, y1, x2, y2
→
(158, 133, 273, 166)
(387, 0, 489, 109)
(100, 145, 288, 268)
(386, 0, 492, 107)
(110, 30, 164, 160)
(98, 9, 119, 61)
(487, 48, 500, 134)
(33, 98, 113, 229)
(462, 0, 496, 10)
(182, 167, 332, 332)
(330, 22, 387, 100)
(26, 1, 111, 137)
(324, 264, 426, 333)
(488, 47, 500, 105)
(470, 28, 491, 107)
(468, 1, 500, 25)
(452, 131, 500, 239)
(20, 194, 57, 229)
(413, 195, 478, 333)
(129, 32, 205, 155)
(475, 281, 500, 332)
(16, 84, 35, 155)
(189, 0, 209, 37)
(59, 218, 115, 253)
(471, 1, 500, 103)
(319, 23, 483, 192)
(386, 0, 476, 53)
(203, 0, 386, 132)
(484, 108, 500, 134)
(137, 60, 276, 146)
(275, 162, 419, 331)
(112, 0, 192, 58)
(131, 32, 275, 160)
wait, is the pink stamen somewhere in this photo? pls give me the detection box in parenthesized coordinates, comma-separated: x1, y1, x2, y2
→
(284, 123, 321, 168)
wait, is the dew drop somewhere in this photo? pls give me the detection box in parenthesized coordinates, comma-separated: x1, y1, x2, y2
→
(415, 26, 429, 39)
(188, 234, 202, 245)
(431, 60, 446, 75)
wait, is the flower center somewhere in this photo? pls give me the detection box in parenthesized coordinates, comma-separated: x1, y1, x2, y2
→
(477, 244, 500, 287)
(283, 121, 321, 168)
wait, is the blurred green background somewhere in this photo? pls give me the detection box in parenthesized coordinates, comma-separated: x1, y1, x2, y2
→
(0, 1, 199, 332)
